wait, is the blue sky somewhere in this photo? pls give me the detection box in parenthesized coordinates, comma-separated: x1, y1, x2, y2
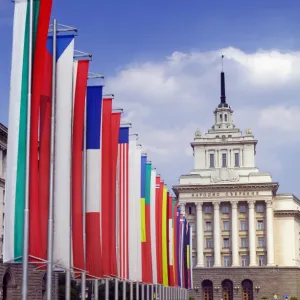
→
(1, 0, 300, 195)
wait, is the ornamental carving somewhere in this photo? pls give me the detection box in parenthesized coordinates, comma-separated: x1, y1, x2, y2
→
(265, 200, 273, 208)
(247, 200, 256, 209)
(210, 168, 239, 183)
(195, 128, 202, 137)
(213, 202, 220, 209)
(230, 201, 238, 209)
(196, 203, 203, 211)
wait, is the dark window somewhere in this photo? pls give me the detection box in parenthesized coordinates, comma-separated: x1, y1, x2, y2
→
(209, 153, 215, 168)
(234, 153, 240, 167)
(222, 153, 227, 168)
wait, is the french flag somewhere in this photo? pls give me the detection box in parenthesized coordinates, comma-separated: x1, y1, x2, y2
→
(86, 85, 103, 278)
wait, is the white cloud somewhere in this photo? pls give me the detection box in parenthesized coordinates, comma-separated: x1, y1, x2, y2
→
(105, 47, 300, 196)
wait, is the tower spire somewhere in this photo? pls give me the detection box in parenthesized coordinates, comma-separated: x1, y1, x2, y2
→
(220, 55, 226, 104)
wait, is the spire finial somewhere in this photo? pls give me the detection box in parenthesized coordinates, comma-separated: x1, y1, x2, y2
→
(220, 55, 226, 104)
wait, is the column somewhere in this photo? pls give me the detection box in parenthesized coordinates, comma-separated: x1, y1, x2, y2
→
(196, 202, 204, 267)
(0, 149, 2, 178)
(231, 201, 239, 266)
(248, 200, 257, 266)
(179, 203, 186, 216)
(213, 202, 221, 267)
(266, 200, 275, 266)
(240, 149, 243, 167)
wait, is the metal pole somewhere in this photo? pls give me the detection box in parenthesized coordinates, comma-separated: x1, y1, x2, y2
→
(81, 272, 86, 300)
(94, 279, 99, 300)
(136, 282, 139, 300)
(105, 278, 109, 300)
(151, 285, 154, 300)
(114, 278, 119, 300)
(130, 281, 133, 300)
(22, 0, 34, 299)
(46, 18, 57, 300)
(146, 284, 149, 300)
(123, 280, 126, 300)
(141, 283, 144, 300)
(65, 270, 71, 300)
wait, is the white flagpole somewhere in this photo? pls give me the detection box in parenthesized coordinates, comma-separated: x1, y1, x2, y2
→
(22, 0, 34, 298)
(46, 18, 57, 300)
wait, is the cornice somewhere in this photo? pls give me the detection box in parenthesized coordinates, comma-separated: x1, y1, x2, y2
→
(173, 182, 279, 198)
(191, 139, 258, 148)
(274, 210, 300, 218)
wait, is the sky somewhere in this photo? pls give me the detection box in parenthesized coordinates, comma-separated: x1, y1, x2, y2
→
(1, 0, 300, 195)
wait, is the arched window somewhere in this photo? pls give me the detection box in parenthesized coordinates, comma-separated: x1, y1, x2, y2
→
(220, 114, 223, 121)
(242, 279, 253, 300)
(202, 280, 213, 300)
(224, 114, 228, 122)
(222, 280, 233, 300)
(3, 272, 12, 300)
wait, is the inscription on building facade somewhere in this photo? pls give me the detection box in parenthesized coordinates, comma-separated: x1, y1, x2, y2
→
(190, 191, 260, 198)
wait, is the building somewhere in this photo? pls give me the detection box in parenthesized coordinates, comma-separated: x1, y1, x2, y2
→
(173, 72, 300, 300)
(0, 123, 58, 300)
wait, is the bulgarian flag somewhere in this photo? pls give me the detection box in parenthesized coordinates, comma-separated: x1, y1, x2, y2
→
(162, 186, 169, 286)
(4, 0, 52, 263)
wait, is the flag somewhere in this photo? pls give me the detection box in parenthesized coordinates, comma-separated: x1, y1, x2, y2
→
(118, 126, 129, 279)
(162, 186, 169, 286)
(4, 0, 52, 263)
(156, 179, 163, 284)
(189, 223, 193, 289)
(110, 112, 121, 276)
(173, 203, 179, 286)
(86, 86, 103, 278)
(71, 60, 89, 273)
(142, 161, 153, 283)
(167, 194, 174, 286)
(150, 168, 157, 284)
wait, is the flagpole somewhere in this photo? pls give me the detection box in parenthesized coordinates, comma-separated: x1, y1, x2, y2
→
(22, 0, 34, 298)
(46, 18, 57, 300)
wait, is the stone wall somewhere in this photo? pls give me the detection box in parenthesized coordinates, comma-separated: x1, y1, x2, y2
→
(190, 267, 300, 300)
(0, 262, 58, 300)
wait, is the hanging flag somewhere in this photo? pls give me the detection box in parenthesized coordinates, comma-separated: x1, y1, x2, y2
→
(142, 161, 153, 283)
(71, 60, 89, 273)
(162, 186, 169, 286)
(4, 0, 53, 263)
(189, 223, 193, 290)
(29, 0, 53, 263)
(110, 112, 121, 276)
(118, 126, 129, 279)
(167, 194, 174, 286)
(176, 207, 181, 287)
(86, 85, 103, 278)
(150, 168, 157, 284)
(173, 203, 179, 286)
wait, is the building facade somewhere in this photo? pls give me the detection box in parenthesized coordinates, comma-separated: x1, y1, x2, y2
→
(173, 72, 300, 300)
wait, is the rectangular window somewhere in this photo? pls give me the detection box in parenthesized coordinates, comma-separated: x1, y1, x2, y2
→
(223, 238, 230, 248)
(258, 237, 264, 247)
(205, 206, 212, 214)
(241, 237, 248, 248)
(206, 256, 213, 268)
(240, 220, 248, 231)
(209, 153, 215, 168)
(257, 220, 264, 230)
(222, 153, 227, 168)
(206, 238, 213, 249)
(223, 221, 230, 231)
(241, 255, 248, 267)
(259, 255, 265, 266)
(239, 204, 247, 213)
(234, 152, 240, 167)
(221, 205, 230, 214)
(205, 221, 212, 231)
(256, 204, 265, 213)
(223, 256, 230, 267)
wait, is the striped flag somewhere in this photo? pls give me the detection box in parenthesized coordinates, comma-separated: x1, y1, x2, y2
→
(162, 186, 169, 286)
(167, 194, 174, 286)
(71, 60, 89, 273)
(86, 86, 103, 278)
(156, 179, 163, 284)
(4, 0, 52, 263)
(110, 112, 121, 276)
(173, 203, 179, 286)
(118, 127, 129, 279)
(150, 168, 157, 284)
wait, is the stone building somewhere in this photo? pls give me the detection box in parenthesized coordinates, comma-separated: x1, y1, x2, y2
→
(173, 72, 300, 300)
(0, 123, 58, 299)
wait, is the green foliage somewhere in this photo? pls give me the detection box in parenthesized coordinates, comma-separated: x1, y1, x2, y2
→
(290, 297, 298, 300)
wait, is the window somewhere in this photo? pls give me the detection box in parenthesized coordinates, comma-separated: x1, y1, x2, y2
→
(221, 205, 229, 214)
(223, 238, 230, 248)
(224, 114, 228, 122)
(220, 114, 223, 121)
(205, 221, 212, 232)
(257, 220, 264, 230)
(256, 204, 265, 213)
(222, 153, 227, 168)
(206, 238, 213, 249)
(241, 255, 248, 267)
(258, 237, 264, 247)
(259, 255, 265, 266)
(223, 256, 230, 267)
(240, 220, 248, 231)
(239, 204, 247, 213)
(205, 206, 212, 214)
(209, 153, 215, 168)
(188, 207, 192, 215)
(223, 221, 230, 231)
(241, 238, 248, 248)
(234, 153, 240, 167)
(206, 256, 213, 268)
